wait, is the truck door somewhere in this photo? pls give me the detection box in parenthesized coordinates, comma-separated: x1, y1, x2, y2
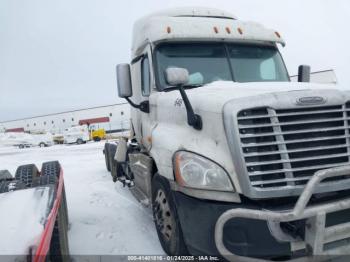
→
(130, 45, 154, 150)
(140, 50, 155, 150)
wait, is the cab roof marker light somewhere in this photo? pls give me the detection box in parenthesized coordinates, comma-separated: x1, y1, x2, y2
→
(213, 26, 219, 34)
(225, 27, 231, 34)
(275, 31, 281, 38)
(166, 26, 171, 34)
(237, 27, 243, 35)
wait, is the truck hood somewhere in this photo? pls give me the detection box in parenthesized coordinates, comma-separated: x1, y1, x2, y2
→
(176, 81, 344, 113)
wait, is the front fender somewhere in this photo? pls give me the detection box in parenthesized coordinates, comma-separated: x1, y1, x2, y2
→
(149, 111, 242, 193)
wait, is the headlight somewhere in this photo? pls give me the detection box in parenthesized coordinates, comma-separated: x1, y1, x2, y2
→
(174, 151, 234, 191)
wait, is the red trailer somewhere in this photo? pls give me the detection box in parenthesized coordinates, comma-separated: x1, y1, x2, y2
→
(0, 161, 69, 262)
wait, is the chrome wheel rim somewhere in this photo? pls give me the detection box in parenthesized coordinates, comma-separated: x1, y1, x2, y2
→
(154, 189, 173, 241)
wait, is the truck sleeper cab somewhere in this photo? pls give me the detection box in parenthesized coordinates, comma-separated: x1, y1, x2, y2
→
(110, 7, 350, 260)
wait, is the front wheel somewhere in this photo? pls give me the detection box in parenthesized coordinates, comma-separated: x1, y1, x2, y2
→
(76, 139, 83, 145)
(152, 174, 188, 255)
(93, 137, 101, 142)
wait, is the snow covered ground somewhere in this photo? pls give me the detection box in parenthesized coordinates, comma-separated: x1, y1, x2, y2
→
(0, 142, 164, 257)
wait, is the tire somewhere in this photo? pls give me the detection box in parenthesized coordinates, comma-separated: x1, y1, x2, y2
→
(0, 170, 13, 182)
(152, 174, 188, 255)
(76, 138, 83, 145)
(15, 164, 39, 187)
(39, 142, 46, 148)
(61, 184, 70, 228)
(93, 137, 101, 142)
(31, 174, 58, 187)
(104, 143, 111, 172)
(41, 161, 61, 177)
(36, 161, 68, 228)
(19, 144, 25, 149)
(49, 186, 70, 262)
(0, 180, 26, 193)
(40, 160, 69, 261)
(108, 144, 118, 181)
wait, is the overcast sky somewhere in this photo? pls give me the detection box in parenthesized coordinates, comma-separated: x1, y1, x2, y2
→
(0, 0, 349, 121)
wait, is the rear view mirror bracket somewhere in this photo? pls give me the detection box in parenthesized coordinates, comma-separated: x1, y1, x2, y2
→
(125, 98, 149, 113)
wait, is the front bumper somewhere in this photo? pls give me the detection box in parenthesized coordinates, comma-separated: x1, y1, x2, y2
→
(174, 192, 292, 258)
(174, 166, 350, 261)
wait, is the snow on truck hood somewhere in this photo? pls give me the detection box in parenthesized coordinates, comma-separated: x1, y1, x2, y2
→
(0, 187, 52, 256)
(178, 81, 344, 113)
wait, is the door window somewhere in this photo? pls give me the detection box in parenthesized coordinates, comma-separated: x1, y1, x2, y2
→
(141, 56, 151, 96)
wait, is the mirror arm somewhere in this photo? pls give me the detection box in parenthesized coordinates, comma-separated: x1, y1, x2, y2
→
(125, 97, 139, 108)
(125, 98, 149, 113)
(177, 85, 202, 130)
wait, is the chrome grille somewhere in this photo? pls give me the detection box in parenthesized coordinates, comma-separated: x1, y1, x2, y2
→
(238, 103, 350, 189)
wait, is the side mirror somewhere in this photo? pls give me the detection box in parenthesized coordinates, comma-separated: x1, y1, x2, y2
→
(117, 63, 149, 113)
(165, 67, 189, 86)
(298, 65, 311, 82)
(116, 64, 132, 98)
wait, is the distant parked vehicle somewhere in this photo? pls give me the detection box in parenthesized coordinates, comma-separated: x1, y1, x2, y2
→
(52, 134, 65, 144)
(0, 132, 54, 148)
(32, 133, 54, 147)
(63, 125, 90, 144)
(89, 124, 106, 142)
(0, 132, 35, 149)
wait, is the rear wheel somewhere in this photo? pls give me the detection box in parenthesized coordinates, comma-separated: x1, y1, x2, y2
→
(49, 187, 70, 262)
(41, 161, 69, 261)
(15, 164, 39, 187)
(76, 138, 83, 145)
(108, 144, 118, 181)
(39, 142, 46, 148)
(152, 174, 188, 255)
(41, 161, 61, 177)
(104, 143, 111, 172)
(93, 136, 101, 142)
(31, 174, 57, 187)
(0, 170, 13, 182)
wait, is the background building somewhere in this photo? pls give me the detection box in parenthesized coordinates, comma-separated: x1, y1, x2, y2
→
(0, 103, 130, 134)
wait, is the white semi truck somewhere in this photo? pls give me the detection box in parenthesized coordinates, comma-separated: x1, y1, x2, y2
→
(104, 7, 350, 260)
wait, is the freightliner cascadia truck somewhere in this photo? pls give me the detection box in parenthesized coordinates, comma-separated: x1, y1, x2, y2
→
(103, 7, 350, 261)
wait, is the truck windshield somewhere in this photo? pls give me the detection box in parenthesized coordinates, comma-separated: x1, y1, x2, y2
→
(155, 43, 289, 89)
